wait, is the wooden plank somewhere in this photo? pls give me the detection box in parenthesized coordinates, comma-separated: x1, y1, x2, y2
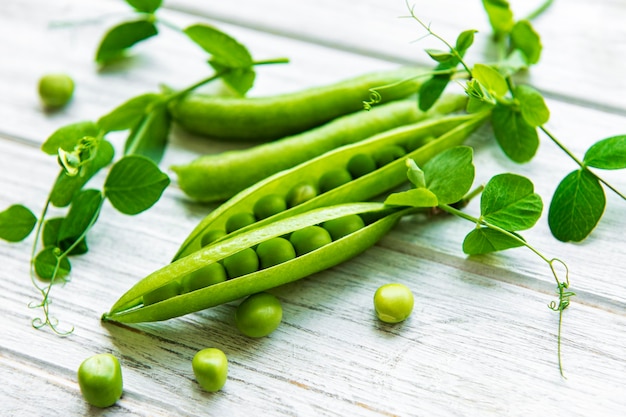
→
(1, 0, 625, 416)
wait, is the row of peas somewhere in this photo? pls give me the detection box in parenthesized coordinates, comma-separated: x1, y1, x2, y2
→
(142, 213, 367, 306)
(190, 141, 412, 253)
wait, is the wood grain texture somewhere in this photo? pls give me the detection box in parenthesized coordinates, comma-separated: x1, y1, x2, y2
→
(1, 0, 625, 416)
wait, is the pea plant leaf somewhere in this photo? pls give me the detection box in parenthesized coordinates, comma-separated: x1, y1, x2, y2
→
(480, 173, 543, 231)
(123, 100, 171, 164)
(58, 189, 103, 252)
(41, 121, 100, 155)
(419, 72, 452, 112)
(98, 93, 163, 133)
(515, 84, 550, 127)
(455, 29, 477, 55)
(34, 247, 72, 281)
(126, 0, 162, 13)
(482, 0, 514, 36)
(384, 187, 439, 208)
(423, 146, 475, 204)
(491, 103, 540, 163)
(548, 169, 606, 242)
(384, 146, 475, 207)
(583, 135, 626, 170)
(463, 227, 525, 255)
(208, 62, 256, 97)
(0, 205, 37, 242)
(510, 20, 542, 65)
(472, 63, 508, 99)
(95, 19, 159, 65)
(104, 155, 170, 215)
(49, 139, 115, 208)
(184, 24, 253, 69)
(43, 218, 88, 256)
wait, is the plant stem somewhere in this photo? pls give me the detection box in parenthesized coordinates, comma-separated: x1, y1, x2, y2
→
(540, 126, 626, 200)
(524, 0, 555, 21)
(167, 58, 290, 103)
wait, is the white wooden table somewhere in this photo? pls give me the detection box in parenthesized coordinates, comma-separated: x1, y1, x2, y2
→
(1, 1, 625, 416)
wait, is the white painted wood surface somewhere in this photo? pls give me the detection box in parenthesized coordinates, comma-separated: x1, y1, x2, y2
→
(1, 0, 625, 416)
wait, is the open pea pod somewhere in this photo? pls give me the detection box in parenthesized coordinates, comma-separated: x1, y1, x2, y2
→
(173, 110, 489, 260)
(103, 202, 411, 324)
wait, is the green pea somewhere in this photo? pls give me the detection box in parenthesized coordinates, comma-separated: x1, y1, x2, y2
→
(256, 237, 296, 269)
(253, 194, 287, 220)
(286, 182, 318, 207)
(182, 262, 227, 292)
(223, 247, 259, 278)
(38, 73, 75, 109)
(318, 168, 352, 193)
(373, 283, 414, 323)
(192, 348, 228, 392)
(322, 214, 365, 240)
(235, 292, 283, 338)
(373, 145, 406, 167)
(347, 153, 377, 178)
(143, 280, 181, 306)
(201, 229, 227, 247)
(225, 212, 256, 233)
(289, 225, 332, 256)
(77, 353, 123, 408)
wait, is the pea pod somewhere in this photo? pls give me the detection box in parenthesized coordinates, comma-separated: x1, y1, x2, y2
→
(169, 67, 428, 142)
(173, 110, 489, 260)
(103, 202, 410, 324)
(172, 94, 467, 202)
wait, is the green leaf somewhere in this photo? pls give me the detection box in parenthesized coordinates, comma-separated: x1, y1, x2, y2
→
(208, 62, 256, 97)
(124, 100, 171, 164)
(126, 0, 162, 13)
(98, 93, 162, 133)
(95, 19, 158, 64)
(406, 159, 426, 189)
(491, 104, 539, 163)
(455, 30, 477, 55)
(511, 20, 542, 65)
(34, 247, 71, 281)
(515, 84, 549, 127)
(0, 204, 36, 242)
(481, 173, 543, 231)
(425, 49, 455, 64)
(43, 217, 88, 255)
(50, 139, 114, 207)
(482, 0, 514, 35)
(184, 24, 253, 69)
(58, 190, 103, 252)
(467, 96, 495, 114)
(463, 227, 524, 255)
(104, 155, 170, 215)
(548, 169, 606, 242)
(41, 121, 100, 155)
(384, 188, 439, 208)
(423, 146, 475, 204)
(583, 135, 626, 169)
(472, 64, 508, 98)
(418, 73, 451, 111)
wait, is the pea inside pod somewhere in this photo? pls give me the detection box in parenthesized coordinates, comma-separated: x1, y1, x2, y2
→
(173, 111, 489, 260)
(103, 202, 412, 324)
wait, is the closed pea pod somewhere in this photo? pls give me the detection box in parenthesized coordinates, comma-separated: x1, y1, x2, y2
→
(103, 203, 411, 324)
(171, 94, 468, 202)
(173, 110, 489, 260)
(169, 67, 427, 142)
